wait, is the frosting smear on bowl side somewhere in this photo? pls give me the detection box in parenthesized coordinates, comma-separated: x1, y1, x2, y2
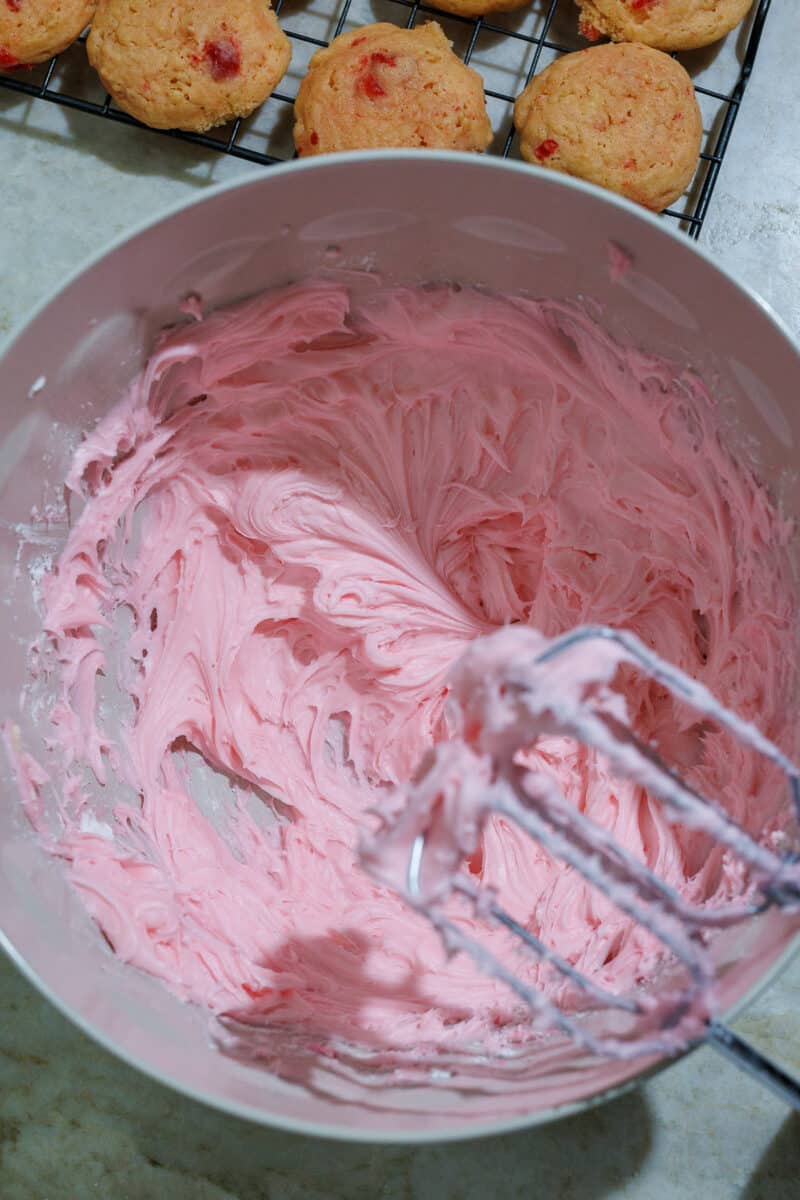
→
(11, 280, 798, 1055)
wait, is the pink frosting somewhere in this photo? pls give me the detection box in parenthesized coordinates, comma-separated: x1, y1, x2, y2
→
(363, 621, 800, 1054)
(11, 279, 798, 1056)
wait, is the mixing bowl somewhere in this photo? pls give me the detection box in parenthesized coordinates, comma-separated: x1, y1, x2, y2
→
(1, 152, 799, 1142)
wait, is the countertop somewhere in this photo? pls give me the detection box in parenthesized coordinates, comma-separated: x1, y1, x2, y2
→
(2, 5, 800, 1197)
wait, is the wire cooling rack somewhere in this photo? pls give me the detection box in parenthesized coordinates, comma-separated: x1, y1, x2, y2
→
(0, 0, 772, 239)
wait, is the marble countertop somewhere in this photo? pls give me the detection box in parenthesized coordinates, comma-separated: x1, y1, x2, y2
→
(2, 6, 800, 1197)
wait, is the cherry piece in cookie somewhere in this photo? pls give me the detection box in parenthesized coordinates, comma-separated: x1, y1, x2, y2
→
(358, 52, 398, 99)
(360, 72, 386, 99)
(534, 137, 559, 161)
(204, 37, 241, 81)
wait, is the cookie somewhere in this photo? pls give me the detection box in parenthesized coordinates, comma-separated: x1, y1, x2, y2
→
(425, 0, 530, 17)
(293, 23, 492, 156)
(514, 43, 702, 211)
(576, 0, 755, 52)
(86, 0, 290, 132)
(0, 0, 96, 68)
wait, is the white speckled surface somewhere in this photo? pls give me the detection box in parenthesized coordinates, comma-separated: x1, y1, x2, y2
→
(2, 5, 800, 1197)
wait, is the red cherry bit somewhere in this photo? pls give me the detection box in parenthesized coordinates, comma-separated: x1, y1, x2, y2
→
(203, 37, 241, 81)
(361, 74, 385, 98)
(534, 138, 559, 161)
(358, 50, 397, 99)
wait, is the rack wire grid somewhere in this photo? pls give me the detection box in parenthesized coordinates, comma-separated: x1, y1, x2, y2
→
(0, 0, 772, 239)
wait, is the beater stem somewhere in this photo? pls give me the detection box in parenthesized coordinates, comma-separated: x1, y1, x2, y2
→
(707, 1020, 800, 1112)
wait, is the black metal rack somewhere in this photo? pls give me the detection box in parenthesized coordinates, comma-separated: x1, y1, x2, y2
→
(0, 0, 772, 239)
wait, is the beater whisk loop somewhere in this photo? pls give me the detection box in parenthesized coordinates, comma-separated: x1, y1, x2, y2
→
(375, 625, 800, 1108)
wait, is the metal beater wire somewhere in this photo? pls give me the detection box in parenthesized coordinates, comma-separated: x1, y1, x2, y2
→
(402, 624, 800, 1108)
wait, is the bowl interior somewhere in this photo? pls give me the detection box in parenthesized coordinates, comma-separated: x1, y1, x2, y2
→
(1, 154, 799, 1142)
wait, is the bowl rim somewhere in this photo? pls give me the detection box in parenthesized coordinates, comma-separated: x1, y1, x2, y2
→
(1, 149, 799, 1144)
(3, 909, 798, 1144)
(2, 147, 798, 361)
